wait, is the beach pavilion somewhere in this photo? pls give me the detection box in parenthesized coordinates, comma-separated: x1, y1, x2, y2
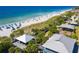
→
(13, 34, 35, 49)
(57, 24, 75, 36)
(41, 34, 78, 53)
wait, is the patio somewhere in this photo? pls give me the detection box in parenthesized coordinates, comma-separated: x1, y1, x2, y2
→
(13, 41, 26, 49)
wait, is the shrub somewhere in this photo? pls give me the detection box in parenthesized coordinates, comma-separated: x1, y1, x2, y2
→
(24, 43, 38, 53)
(8, 47, 21, 53)
(0, 44, 3, 53)
(8, 47, 15, 53)
(10, 29, 24, 38)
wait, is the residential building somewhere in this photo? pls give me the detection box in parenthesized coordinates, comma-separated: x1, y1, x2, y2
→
(41, 34, 78, 53)
(58, 24, 75, 36)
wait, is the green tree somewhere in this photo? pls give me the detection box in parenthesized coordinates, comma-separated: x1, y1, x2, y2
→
(25, 43, 38, 53)
(2, 41, 12, 50)
(0, 44, 3, 53)
(36, 38, 42, 44)
(8, 47, 15, 53)
(10, 34, 15, 38)
(28, 39, 36, 44)
(36, 32, 45, 44)
(71, 33, 77, 39)
(8, 47, 21, 53)
(15, 47, 21, 53)
(0, 36, 12, 52)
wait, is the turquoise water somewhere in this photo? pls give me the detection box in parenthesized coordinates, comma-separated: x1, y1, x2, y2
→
(0, 6, 74, 25)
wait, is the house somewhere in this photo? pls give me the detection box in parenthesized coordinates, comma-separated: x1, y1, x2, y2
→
(71, 14, 79, 20)
(70, 14, 79, 26)
(13, 34, 35, 49)
(64, 19, 72, 23)
(69, 21, 79, 26)
(41, 34, 78, 53)
(64, 14, 79, 26)
(58, 24, 75, 36)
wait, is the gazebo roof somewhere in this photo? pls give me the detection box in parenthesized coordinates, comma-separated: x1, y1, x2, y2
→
(15, 34, 34, 43)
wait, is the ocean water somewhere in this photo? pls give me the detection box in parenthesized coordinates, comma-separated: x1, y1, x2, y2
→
(0, 6, 74, 25)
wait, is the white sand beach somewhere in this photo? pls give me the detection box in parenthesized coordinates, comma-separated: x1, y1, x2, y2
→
(0, 10, 71, 37)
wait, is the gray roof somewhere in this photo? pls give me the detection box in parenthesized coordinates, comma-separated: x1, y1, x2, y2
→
(42, 34, 76, 53)
(70, 21, 78, 25)
(13, 41, 26, 49)
(15, 34, 34, 43)
(58, 24, 75, 30)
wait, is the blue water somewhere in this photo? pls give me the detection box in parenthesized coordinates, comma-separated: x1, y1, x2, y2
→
(0, 6, 74, 25)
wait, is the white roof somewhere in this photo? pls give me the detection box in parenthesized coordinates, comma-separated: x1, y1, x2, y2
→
(42, 34, 76, 53)
(43, 40, 69, 53)
(15, 34, 34, 43)
(70, 21, 78, 25)
(58, 24, 75, 30)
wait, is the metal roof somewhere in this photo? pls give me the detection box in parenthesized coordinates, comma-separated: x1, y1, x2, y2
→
(70, 21, 78, 25)
(58, 24, 75, 30)
(15, 34, 34, 43)
(42, 34, 76, 53)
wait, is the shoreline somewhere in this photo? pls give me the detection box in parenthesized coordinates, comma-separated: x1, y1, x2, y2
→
(0, 9, 71, 37)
